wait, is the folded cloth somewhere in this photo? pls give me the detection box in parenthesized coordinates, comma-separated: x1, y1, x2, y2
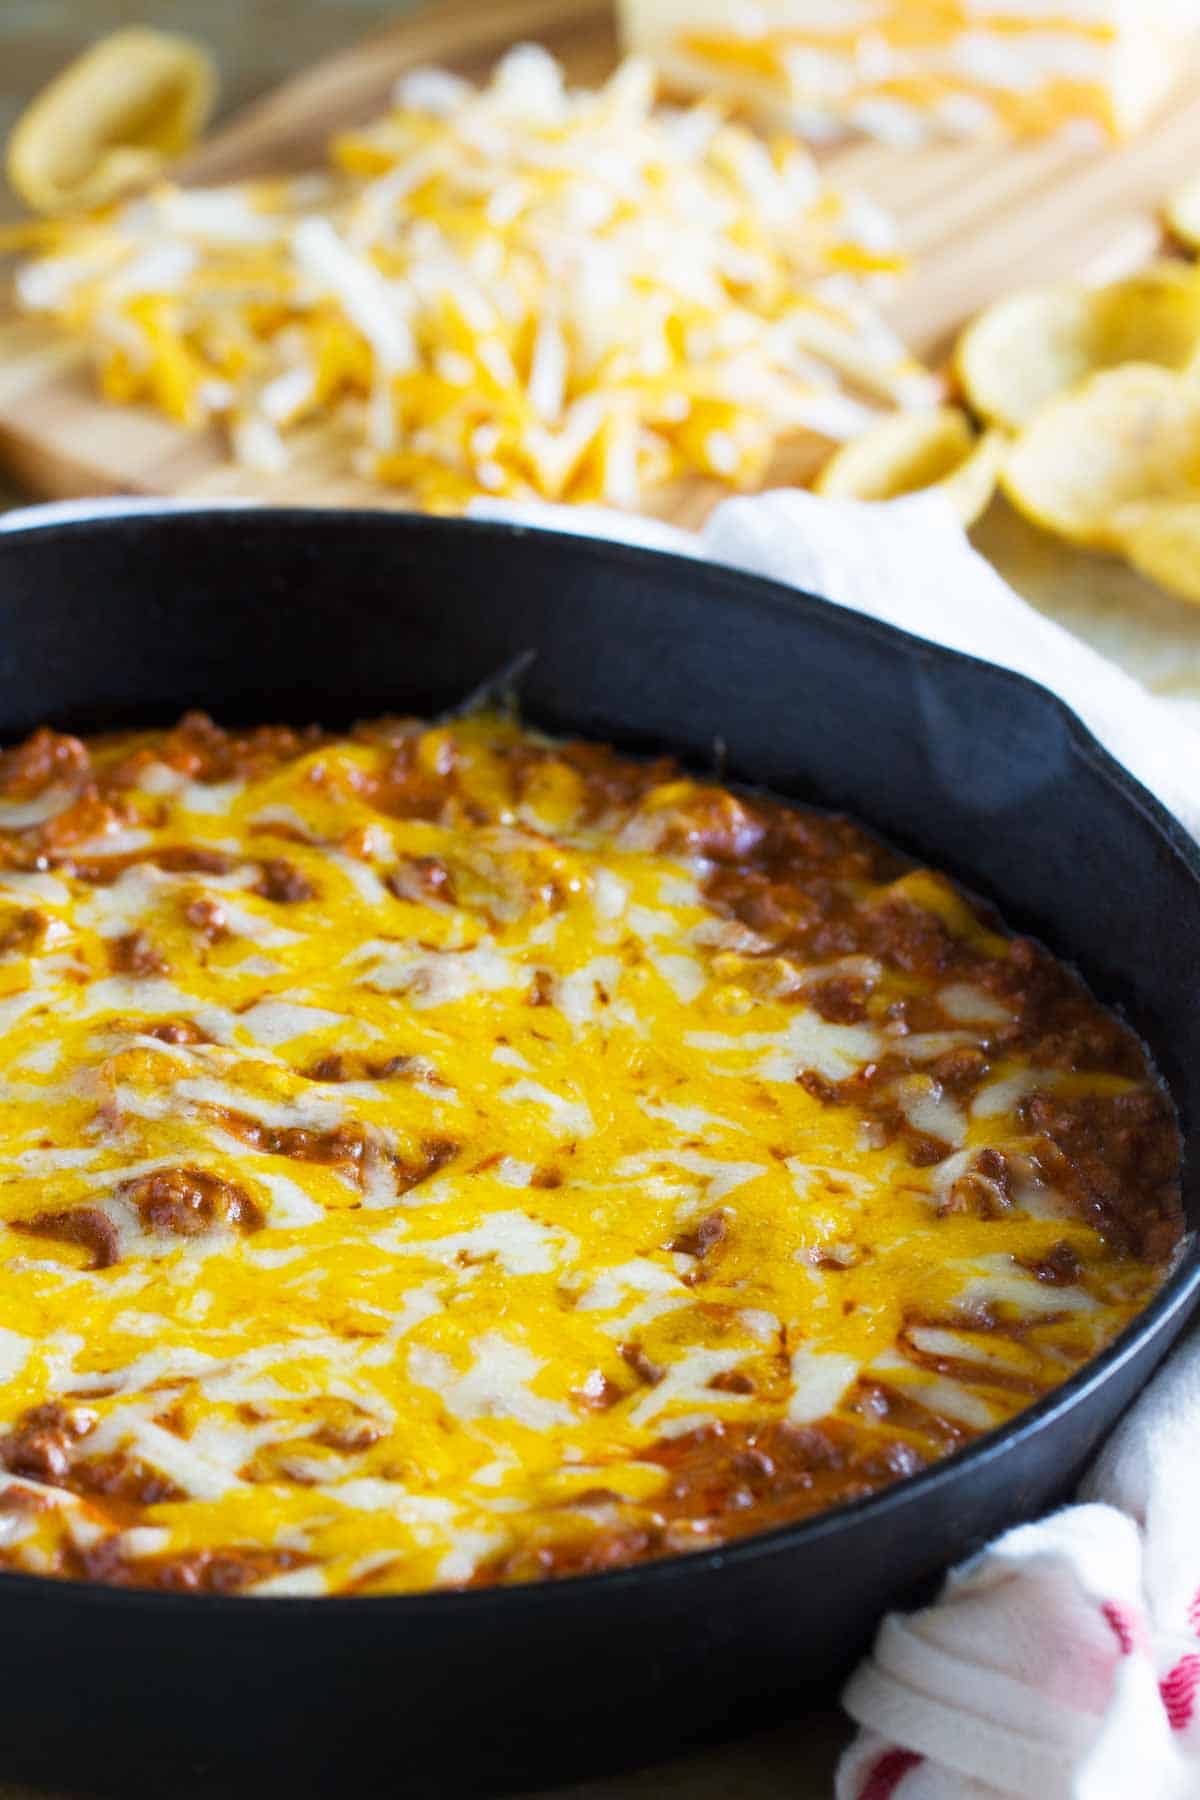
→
(837, 1333, 1200, 1800)
(466, 489, 1200, 1800)
(6, 489, 1200, 1795)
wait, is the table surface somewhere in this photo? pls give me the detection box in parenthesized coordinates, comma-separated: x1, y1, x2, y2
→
(1, 7, 1197, 1799)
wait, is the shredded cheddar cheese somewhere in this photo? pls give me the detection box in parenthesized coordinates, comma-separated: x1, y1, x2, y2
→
(621, 1, 1200, 143)
(0, 711, 1179, 1595)
(11, 47, 937, 510)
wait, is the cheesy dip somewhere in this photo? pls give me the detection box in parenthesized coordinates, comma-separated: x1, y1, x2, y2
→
(0, 711, 1182, 1596)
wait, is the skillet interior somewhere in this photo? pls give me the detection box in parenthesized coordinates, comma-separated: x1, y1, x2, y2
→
(0, 509, 1195, 1799)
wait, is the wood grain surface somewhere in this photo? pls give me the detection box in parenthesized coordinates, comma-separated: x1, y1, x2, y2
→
(2, 0, 1200, 516)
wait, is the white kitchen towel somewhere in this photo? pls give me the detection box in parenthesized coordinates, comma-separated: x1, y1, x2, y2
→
(836, 1331, 1200, 1800)
(5, 488, 1199, 1796)
(466, 488, 1200, 1800)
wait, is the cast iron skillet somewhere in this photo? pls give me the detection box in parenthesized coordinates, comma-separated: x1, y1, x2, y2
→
(0, 509, 1196, 1800)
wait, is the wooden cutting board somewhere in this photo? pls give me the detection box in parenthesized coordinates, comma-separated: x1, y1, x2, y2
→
(2, 0, 1200, 518)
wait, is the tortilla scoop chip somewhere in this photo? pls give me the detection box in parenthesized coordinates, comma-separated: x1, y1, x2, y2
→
(1116, 502, 1200, 605)
(1165, 174, 1200, 253)
(5, 27, 217, 215)
(813, 407, 1004, 526)
(955, 265, 1200, 433)
(1002, 364, 1200, 550)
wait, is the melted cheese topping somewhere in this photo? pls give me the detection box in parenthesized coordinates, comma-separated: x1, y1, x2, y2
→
(621, 0, 1198, 141)
(0, 713, 1178, 1595)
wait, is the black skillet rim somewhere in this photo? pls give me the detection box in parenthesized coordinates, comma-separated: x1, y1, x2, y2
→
(0, 503, 1196, 1615)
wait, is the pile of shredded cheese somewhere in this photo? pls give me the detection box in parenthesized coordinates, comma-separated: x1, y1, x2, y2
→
(12, 46, 938, 509)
